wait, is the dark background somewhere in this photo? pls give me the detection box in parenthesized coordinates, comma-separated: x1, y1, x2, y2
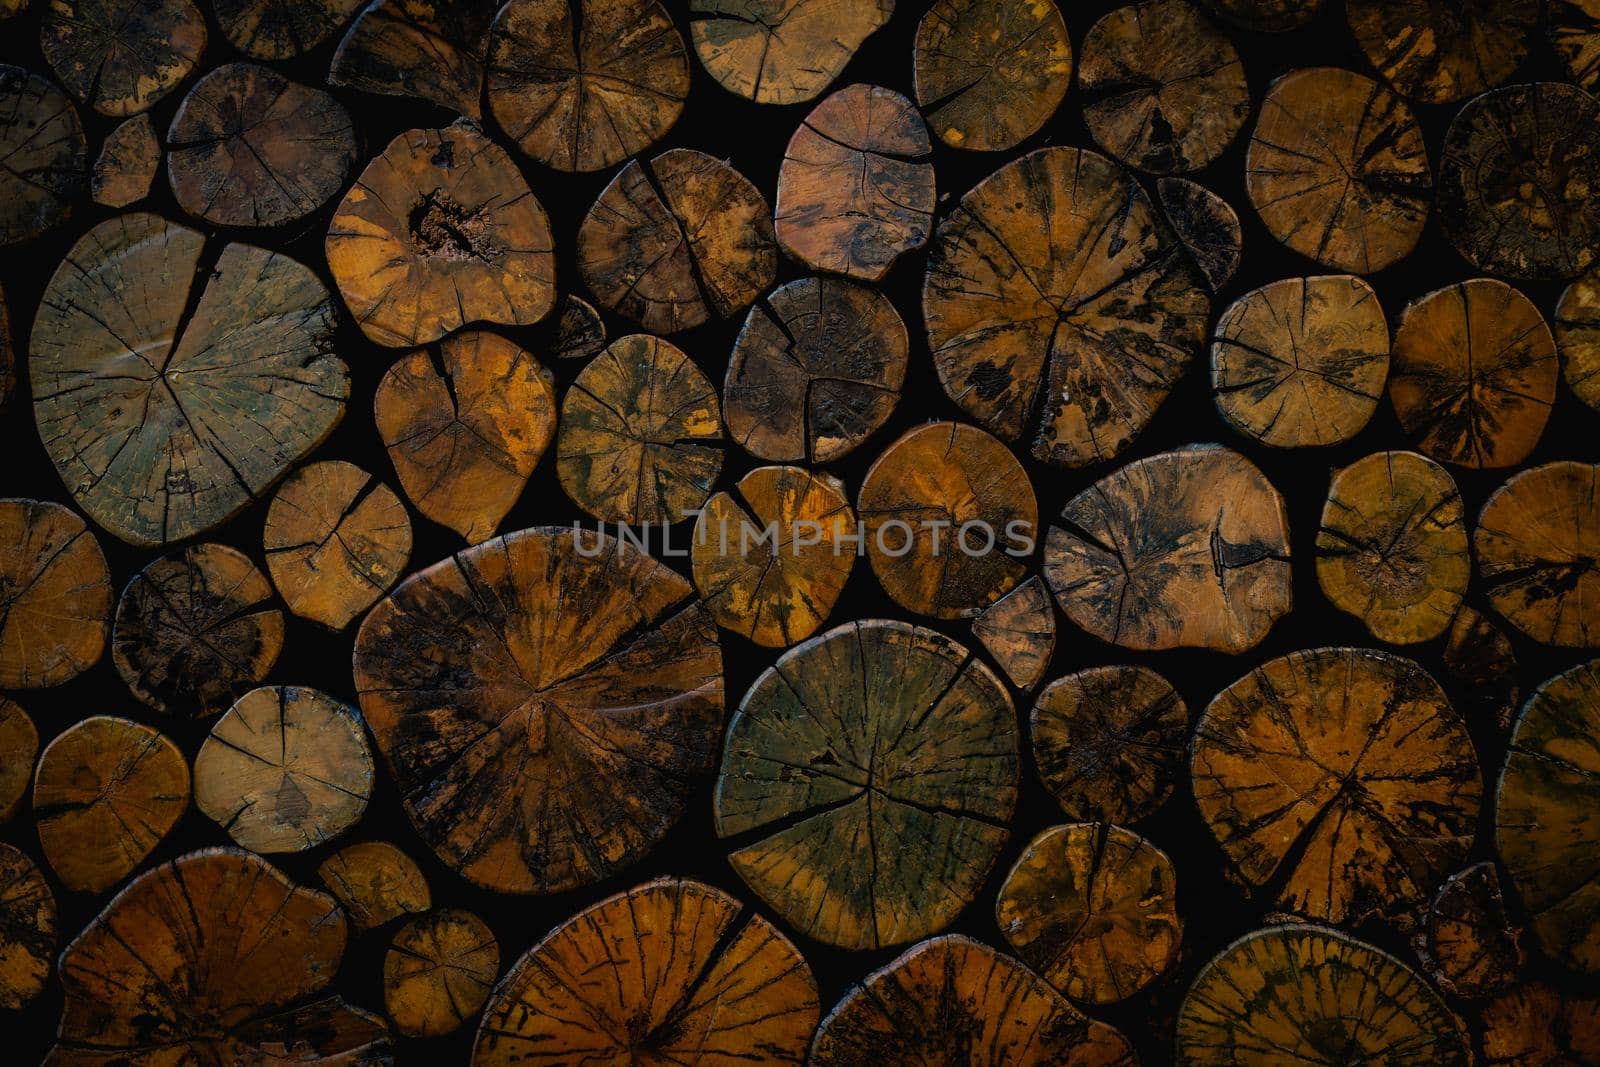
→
(3, 1, 1599, 1063)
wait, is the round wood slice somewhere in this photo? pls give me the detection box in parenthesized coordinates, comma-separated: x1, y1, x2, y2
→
(112, 543, 284, 717)
(32, 213, 348, 547)
(724, 276, 907, 464)
(0, 843, 53, 1011)
(91, 113, 157, 208)
(1389, 279, 1558, 469)
(329, 0, 495, 118)
(473, 878, 818, 1065)
(353, 528, 724, 895)
(215, 0, 365, 59)
(1177, 925, 1470, 1065)
(1555, 270, 1600, 412)
(971, 575, 1055, 692)
(263, 460, 411, 631)
(1031, 665, 1186, 825)
(1414, 862, 1522, 1000)
(578, 148, 776, 333)
(40, 0, 206, 116)
(1247, 67, 1431, 274)
(167, 63, 356, 229)
(1476, 462, 1600, 647)
(1193, 647, 1480, 924)
(558, 334, 723, 525)
(1044, 445, 1291, 653)
(552, 295, 606, 361)
(692, 466, 855, 648)
(913, 0, 1071, 152)
(811, 935, 1137, 1066)
(194, 686, 375, 854)
(1211, 275, 1389, 448)
(1316, 451, 1470, 645)
(689, 0, 891, 105)
(858, 422, 1037, 620)
(1442, 606, 1520, 732)
(52, 848, 393, 1064)
(1497, 662, 1600, 972)
(385, 909, 498, 1038)
(487, 0, 689, 173)
(1482, 983, 1600, 1065)
(376, 331, 557, 544)
(1157, 178, 1242, 294)
(1439, 83, 1600, 280)
(0, 698, 36, 823)
(327, 121, 556, 349)
(775, 83, 934, 282)
(997, 823, 1180, 1005)
(318, 841, 430, 932)
(1347, 0, 1534, 105)
(34, 716, 188, 894)
(1197, 0, 1321, 32)
(0, 498, 110, 688)
(1553, 1, 1600, 92)
(925, 147, 1209, 468)
(1079, 0, 1249, 174)
(715, 620, 1017, 950)
(0, 65, 86, 246)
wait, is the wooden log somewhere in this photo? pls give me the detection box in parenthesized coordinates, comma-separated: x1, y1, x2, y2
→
(167, 63, 357, 229)
(858, 422, 1036, 620)
(0, 65, 86, 246)
(353, 528, 724, 895)
(774, 83, 934, 281)
(1442, 606, 1520, 732)
(1440, 83, 1600, 281)
(925, 147, 1209, 468)
(40, 0, 206, 116)
(996, 823, 1181, 1004)
(194, 686, 375, 853)
(0, 843, 53, 1011)
(1389, 279, 1557, 469)
(0, 699, 36, 823)
(327, 121, 556, 348)
(385, 909, 498, 1038)
(811, 935, 1136, 1066)
(34, 716, 189, 894)
(689, 0, 891, 105)
(329, 0, 495, 117)
(971, 575, 1054, 691)
(51, 848, 393, 1064)
(577, 148, 776, 333)
(1193, 647, 1480, 923)
(1247, 68, 1431, 274)
(1496, 661, 1600, 973)
(1347, 0, 1534, 104)
(214, 0, 365, 59)
(1414, 862, 1522, 1000)
(723, 276, 907, 464)
(318, 841, 431, 932)
(1176, 925, 1470, 1065)
(1555, 270, 1600, 413)
(473, 878, 818, 1064)
(90, 114, 157, 208)
(1476, 462, 1600, 647)
(691, 466, 855, 648)
(715, 620, 1016, 950)
(912, 0, 1071, 152)
(1044, 446, 1291, 653)
(263, 460, 412, 630)
(1211, 275, 1388, 448)
(1157, 178, 1241, 294)
(111, 543, 284, 717)
(1553, 1, 1600, 92)
(1316, 451, 1470, 645)
(1482, 983, 1600, 1065)
(552, 295, 606, 361)
(32, 214, 348, 547)
(0, 499, 111, 689)
(1197, 0, 1321, 32)
(375, 332, 556, 544)
(487, 0, 689, 172)
(1079, 0, 1249, 174)
(1031, 665, 1186, 825)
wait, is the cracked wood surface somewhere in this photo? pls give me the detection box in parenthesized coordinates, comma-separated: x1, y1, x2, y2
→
(214, 0, 366, 59)
(0, 698, 35, 823)
(1157, 178, 1241, 294)
(353, 527, 724, 895)
(1414, 861, 1522, 1000)
(330, 0, 496, 118)
(715, 620, 1016, 950)
(1555, 269, 1600, 413)
(925, 147, 1209, 468)
(473, 877, 818, 1065)
(40, 0, 205, 117)
(318, 840, 431, 932)
(971, 575, 1053, 692)
(552, 295, 606, 360)
(385, 909, 498, 1039)
(0, 843, 53, 1011)
(1553, 0, 1600, 92)
(91, 114, 157, 209)
(1347, 0, 1534, 105)
(0, 64, 85, 246)
(32, 213, 348, 547)
(689, 0, 892, 105)
(1476, 461, 1600, 648)
(0, 498, 110, 689)
(1443, 605, 1520, 731)
(1482, 982, 1600, 1065)
(1197, 0, 1320, 32)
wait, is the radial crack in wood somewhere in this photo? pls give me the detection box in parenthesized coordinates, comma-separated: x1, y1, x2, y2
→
(215, 0, 366, 59)
(318, 841, 431, 932)
(385, 909, 498, 1038)
(552, 295, 606, 361)
(1476, 462, 1600, 648)
(971, 575, 1054, 692)
(1553, 1, 1600, 93)
(690, 0, 892, 105)
(0, 498, 110, 689)
(329, 0, 496, 117)
(0, 843, 53, 1011)
(1347, 0, 1535, 105)
(1413, 862, 1522, 1000)
(1157, 178, 1242, 294)
(91, 114, 157, 209)
(0, 65, 86, 246)
(40, 0, 206, 117)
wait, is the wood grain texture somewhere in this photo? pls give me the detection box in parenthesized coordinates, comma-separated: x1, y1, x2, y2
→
(1157, 178, 1241, 294)
(1442, 606, 1520, 731)
(0, 699, 36, 823)
(1476, 462, 1600, 648)
(317, 841, 431, 932)
(0, 65, 85, 246)
(1482, 982, 1600, 1065)
(40, 0, 206, 116)
(90, 114, 157, 208)
(689, 0, 892, 105)
(214, 0, 365, 59)
(1555, 269, 1600, 413)
(1347, 0, 1534, 104)
(0, 843, 54, 1011)
(971, 575, 1054, 692)
(1414, 862, 1522, 999)
(330, 0, 496, 117)
(385, 909, 498, 1038)
(552, 295, 606, 361)
(0, 498, 110, 689)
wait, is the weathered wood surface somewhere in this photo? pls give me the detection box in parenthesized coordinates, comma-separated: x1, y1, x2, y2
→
(1347, 0, 1534, 104)
(0, 498, 110, 689)
(1442, 606, 1520, 732)
(474, 878, 818, 1065)
(716, 620, 1016, 950)
(1476, 462, 1600, 647)
(1198, 0, 1320, 32)
(1414, 862, 1522, 1000)
(1157, 178, 1241, 294)
(0, 843, 53, 1011)
(971, 575, 1054, 691)
(330, 0, 496, 117)
(214, 0, 365, 59)
(1555, 269, 1600, 412)
(318, 841, 431, 932)
(353, 528, 723, 894)
(90, 114, 157, 208)
(689, 0, 892, 105)
(40, 0, 206, 116)
(385, 909, 498, 1038)
(552, 295, 606, 361)
(1482, 983, 1600, 1065)
(0, 699, 35, 823)
(0, 65, 86, 246)
(1553, 1, 1600, 91)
